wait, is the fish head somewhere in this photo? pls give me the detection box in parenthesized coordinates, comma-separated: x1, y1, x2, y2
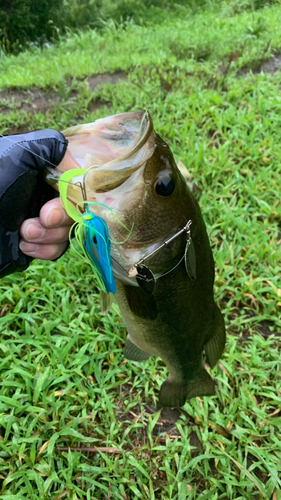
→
(49, 111, 198, 274)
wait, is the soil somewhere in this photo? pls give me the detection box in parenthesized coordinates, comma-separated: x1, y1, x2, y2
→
(0, 71, 126, 134)
(258, 54, 281, 73)
(2, 52, 281, 134)
(239, 53, 281, 76)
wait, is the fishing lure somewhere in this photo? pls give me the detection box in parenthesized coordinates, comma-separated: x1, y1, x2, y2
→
(128, 220, 196, 293)
(58, 168, 117, 295)
(78, 207, 116, 294)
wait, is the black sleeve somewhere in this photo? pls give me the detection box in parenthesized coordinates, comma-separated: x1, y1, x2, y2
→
(0, 130, 68, 278)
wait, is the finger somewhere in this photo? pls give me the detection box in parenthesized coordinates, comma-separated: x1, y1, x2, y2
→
(20, 218, 71, 244)
(58, 148, 81, 172)
(39, 197, 73, 228)
(19, 241, 68, 260)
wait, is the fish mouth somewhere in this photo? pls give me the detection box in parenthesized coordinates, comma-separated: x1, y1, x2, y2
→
(45, 111, 155, 205)
(44, 111, 160, 273)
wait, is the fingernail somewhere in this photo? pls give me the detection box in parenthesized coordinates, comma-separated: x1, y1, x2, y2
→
(19, 242, 39, 255)
(25, 221, 45, 240)
(47, 208, 66, 227)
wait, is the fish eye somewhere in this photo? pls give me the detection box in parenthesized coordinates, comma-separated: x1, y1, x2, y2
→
(154, 173, 176, 197)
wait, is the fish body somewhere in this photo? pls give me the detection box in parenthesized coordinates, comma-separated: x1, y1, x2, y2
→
(47, 111, 225, 407)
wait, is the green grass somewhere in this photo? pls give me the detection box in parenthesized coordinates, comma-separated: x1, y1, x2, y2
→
(1, 4, 281, 90)
(0, 2, 281, 499)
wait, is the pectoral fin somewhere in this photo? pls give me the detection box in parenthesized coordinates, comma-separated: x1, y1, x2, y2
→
(124, 336, 152, 361)
(204, 306, 226, 368)
(124, 285, 158, 320)
(159, 369, 215, 408)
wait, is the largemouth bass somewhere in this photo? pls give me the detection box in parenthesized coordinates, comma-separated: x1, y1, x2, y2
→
(46, 111, 225, 408)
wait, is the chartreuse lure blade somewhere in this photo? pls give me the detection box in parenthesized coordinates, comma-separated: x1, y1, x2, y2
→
(58, 169, 116, 295)
(58, 168, 88, 222)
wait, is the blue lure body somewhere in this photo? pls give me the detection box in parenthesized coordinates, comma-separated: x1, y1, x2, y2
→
(82, 207, 117, 294)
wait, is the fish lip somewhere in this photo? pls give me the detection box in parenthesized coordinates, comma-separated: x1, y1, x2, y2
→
(63, 110, 154, 171)
(72, 111, 155, 195)
(101, 111, 154, 169)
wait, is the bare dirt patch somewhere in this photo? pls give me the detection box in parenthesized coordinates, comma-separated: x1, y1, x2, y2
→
(86, 71, 126, 91)
(239, 54, 281, 76)
(258, 54, 281, 73)
(0, 87, 57, 115)
(0, 71, 126, 122)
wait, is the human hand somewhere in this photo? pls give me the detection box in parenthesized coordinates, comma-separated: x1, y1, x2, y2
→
(0, 129, 69, 278)
(20, 197, 73, 261)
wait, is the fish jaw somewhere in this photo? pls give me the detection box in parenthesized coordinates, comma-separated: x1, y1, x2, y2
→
(44, 111, 155, 201)
(62, 111, 154, 168)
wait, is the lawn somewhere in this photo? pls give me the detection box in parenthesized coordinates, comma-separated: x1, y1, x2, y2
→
(0, 2, 280, 499)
